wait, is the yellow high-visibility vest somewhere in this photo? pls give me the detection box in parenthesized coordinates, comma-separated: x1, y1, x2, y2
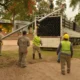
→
(33, 36, 41, 47)
(61, 41, 71, 54)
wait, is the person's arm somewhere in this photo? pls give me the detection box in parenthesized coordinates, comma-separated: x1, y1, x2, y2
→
(40, 40, 42, 46)
(17, 38, 19, 46)
(57, 43, 61, 55)
(70, 43, 73, 58)
(27, 38, 30, 47)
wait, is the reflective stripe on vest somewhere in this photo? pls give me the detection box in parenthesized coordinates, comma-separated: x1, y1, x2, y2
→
(61, 41, 71, 54)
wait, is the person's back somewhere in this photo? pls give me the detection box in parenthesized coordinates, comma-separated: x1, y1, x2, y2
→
(33, 36, 41, 47)
(18, 36, 30, 53)
(61, 40, 71, 54)
(17, 31, 30, 68)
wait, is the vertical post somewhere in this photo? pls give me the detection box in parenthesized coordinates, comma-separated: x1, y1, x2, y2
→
(64, 18, 65, 27)
(12, 10, 15, 31)
(34, 16, 37, 36)
(60, 15, 63, 40)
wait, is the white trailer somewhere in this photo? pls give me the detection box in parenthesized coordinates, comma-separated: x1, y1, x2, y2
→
(34, 15, 62, 48)
(34, 11, 80, 48)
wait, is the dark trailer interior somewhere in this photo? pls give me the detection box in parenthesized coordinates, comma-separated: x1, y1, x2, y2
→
(37, 16, 61, 36)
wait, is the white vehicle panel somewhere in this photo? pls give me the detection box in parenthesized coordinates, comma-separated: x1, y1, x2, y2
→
(40, 37, 60, 48)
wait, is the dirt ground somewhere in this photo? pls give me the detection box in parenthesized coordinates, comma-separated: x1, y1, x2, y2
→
(0, 40, 80, 80)
(2, 40, 32, 51)
(0, 59, 80, 80)
(2, 40, 18, 51)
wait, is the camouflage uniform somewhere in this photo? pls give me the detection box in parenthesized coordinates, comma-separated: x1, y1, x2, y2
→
(17, 36, 30, 67)
(0, 32, 3, 56)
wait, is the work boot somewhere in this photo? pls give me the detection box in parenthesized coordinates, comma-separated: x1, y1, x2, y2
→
(21, 65, 27, 68)
(33, 54, 35, 59)
(61, 72, 65, 75)
(67, 69, 70, 74)
(39, 53, 42, 59)
(61, 71, 65, 75)
(57, 59, 60, 63)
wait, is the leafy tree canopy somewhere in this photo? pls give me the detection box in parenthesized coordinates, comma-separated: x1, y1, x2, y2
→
(75, 13, 80, 26)
(70, 0, 80, 10)
(36, 0, 50, 15)
(0, 0, 36, 21)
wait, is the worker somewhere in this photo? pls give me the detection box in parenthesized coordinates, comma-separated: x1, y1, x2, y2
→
(57, 34, 73, 75)
(17, 31, 30, 68)
(57, 32, 68, 63)
(0, 28, 4, 56)
(32, 35, 42, 59)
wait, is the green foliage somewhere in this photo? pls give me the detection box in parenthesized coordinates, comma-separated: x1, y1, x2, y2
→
(70, 0, 80, 10)
(56, 0, 65, 6)
(73, 45, 80, 58)
(2, 23, 12, 32)
(36, 0, 50, 15)
(70, 0, 80, 25)
(74, 13, 80, 26)
(56, 0, 66, 14)
(0, 0, 36, 21)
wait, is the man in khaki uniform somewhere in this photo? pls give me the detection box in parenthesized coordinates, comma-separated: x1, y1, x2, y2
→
(17, 31, 30, 68)
(57, 34, 73, 75)
(0, 29, 3, 56)
(32, 35, 42, 59)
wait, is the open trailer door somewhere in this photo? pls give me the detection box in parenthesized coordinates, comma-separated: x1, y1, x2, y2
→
(37, 16, 62, 48)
